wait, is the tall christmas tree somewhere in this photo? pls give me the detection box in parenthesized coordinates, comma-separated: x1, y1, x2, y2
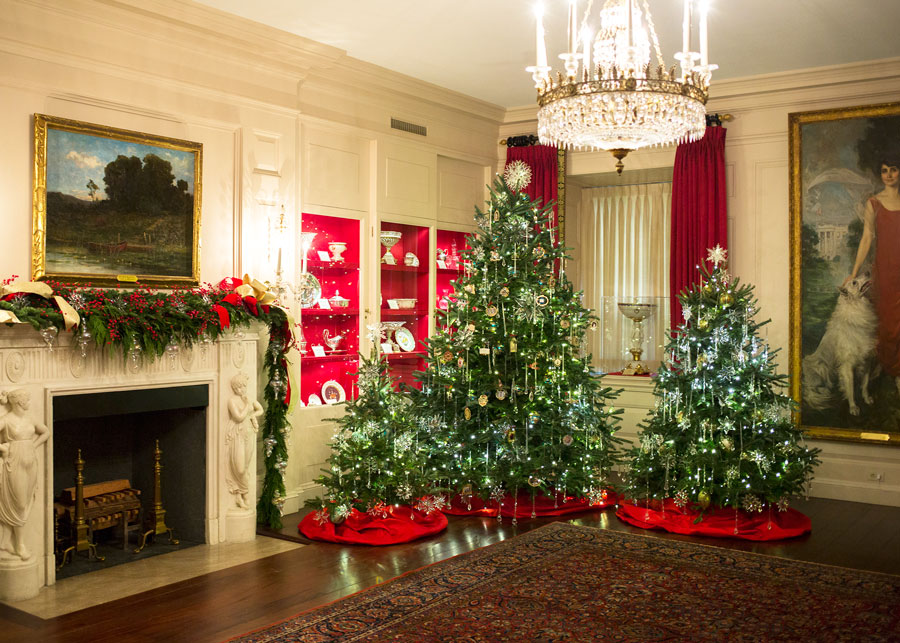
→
(412, 171, 622, 516)
(301, 333, 443, 539)
(621, 246, 820, 536)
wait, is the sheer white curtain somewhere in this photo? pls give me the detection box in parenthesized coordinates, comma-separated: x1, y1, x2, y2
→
(578, 182, 671, 372)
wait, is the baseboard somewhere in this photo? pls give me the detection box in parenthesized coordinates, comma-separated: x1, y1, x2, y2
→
(809, 479, 900, 507)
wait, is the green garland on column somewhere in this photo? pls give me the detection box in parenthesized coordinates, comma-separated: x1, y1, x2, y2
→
(0, 276, 294, 529)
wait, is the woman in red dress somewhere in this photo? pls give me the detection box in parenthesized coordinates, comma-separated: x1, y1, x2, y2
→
(846, 158, 900, 391)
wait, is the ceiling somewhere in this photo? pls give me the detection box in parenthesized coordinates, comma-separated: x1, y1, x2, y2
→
(197, 0, 899, 109)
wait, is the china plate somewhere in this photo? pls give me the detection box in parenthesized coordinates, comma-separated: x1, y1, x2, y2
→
(297, 272, 322, 308)
(321, 380, 346, 404)
(394, 326, 416, 352)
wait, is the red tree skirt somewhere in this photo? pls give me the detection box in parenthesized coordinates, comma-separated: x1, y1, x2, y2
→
(299, 505, 448, 545)
(616, 498, 812, 541)
(443, 489, 618, 518)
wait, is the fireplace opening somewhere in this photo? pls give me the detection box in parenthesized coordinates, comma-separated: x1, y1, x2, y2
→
(52, 385, 208, 580)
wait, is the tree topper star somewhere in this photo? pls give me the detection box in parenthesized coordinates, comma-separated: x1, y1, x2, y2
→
(707, 245, 728, 268)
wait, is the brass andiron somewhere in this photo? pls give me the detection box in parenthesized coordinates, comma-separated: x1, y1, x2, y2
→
(135, 440, 179, 554)
(56, 449, 103, 569)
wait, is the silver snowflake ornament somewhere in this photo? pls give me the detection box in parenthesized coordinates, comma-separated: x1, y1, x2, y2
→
(741, 494, 764, 513)
(396, 483, 413, 501)
(415, 494, 447, 514)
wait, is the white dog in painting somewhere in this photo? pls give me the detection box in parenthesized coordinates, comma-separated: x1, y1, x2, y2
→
(802, 275, 879, 416)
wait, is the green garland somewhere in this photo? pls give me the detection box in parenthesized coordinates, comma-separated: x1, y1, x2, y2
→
(0, 276, 293, 529)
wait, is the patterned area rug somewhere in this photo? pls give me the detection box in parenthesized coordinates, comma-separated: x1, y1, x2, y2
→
(232, 522, 900, 642)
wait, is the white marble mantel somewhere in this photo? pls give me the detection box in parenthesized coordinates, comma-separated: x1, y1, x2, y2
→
(0, 324, 262, 601)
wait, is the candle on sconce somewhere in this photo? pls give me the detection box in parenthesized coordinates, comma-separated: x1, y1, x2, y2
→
(682, 0, 691, 53)
(276, 247, 282, 274)
(535, 3, 548, 68)
(699, 0, 709, 65)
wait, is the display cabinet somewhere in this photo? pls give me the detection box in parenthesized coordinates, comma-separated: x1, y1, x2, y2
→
(298, 213, 361, 405)
(378, 221, 430, 389)
(435, 228, 470, 327)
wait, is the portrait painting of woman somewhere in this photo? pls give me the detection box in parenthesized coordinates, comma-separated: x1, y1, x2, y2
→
(790, 104, 900, 441)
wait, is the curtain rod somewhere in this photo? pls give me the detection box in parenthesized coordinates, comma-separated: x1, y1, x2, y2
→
(499, 134, 539, 147)
(706, 113, 733, 126)
(583, 180, 673, 188)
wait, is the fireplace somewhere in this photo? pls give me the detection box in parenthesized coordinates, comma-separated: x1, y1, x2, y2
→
(0, 325, 261, 601)
(52, 386, 209, 576)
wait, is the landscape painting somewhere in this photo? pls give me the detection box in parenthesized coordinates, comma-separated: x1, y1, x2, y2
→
(33, 114, 202, 286)
(789, 102, 900, 444)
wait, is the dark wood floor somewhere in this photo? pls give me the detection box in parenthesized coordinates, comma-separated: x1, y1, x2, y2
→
(1, 496, 898, 643)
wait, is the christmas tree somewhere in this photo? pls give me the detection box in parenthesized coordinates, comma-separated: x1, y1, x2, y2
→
(623, 246, 820, 522)
(305, 333, 438, 526)
(412, 172, 622, 516)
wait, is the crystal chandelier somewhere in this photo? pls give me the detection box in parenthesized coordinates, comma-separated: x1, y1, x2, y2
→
(527, 0, 716, 174)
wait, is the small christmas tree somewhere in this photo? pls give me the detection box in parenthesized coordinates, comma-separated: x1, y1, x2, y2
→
(305, 333, 437, 526)
(623, 246, 819, 533)
(412, 173, 622, 516)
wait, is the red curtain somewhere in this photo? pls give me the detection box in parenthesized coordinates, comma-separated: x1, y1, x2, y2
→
(505, 144, 559, 232)
(669, 126, 728, 328)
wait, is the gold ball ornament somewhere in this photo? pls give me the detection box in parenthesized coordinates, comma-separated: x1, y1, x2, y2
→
(698, 490, 712, 509)
(478, 394, 488, 407)
(560, 319, 570, 329)
(697, 318, 709, 331)
(464, 407, 472, 420)
(500, 286, 510, 297)
(528, 475, 542, 487)
(719, 292, 733, 307)
(485, 305, 498, 317)
(702, 283, 714, 296)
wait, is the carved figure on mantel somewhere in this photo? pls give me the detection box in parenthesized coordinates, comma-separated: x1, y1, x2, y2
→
(225, 374, 263, 510)
(0, 389, 50, 560)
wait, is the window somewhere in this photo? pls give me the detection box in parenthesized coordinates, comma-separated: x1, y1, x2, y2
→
(575, 181, 671, 373)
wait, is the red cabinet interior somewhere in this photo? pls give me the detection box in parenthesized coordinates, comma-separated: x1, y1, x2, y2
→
(435, 228, 470, 325)
(379, 222, 430, 390)
(299, 212, 361, 405)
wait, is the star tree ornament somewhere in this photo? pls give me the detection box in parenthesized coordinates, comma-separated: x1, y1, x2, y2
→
(503, 160, 533, 191)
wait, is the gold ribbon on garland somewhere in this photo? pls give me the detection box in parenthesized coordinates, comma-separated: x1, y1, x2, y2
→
(0, 281, 80, 331)
(234, 274, 278, 305)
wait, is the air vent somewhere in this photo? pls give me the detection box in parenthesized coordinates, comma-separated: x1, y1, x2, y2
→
(391, 117, 427, 137)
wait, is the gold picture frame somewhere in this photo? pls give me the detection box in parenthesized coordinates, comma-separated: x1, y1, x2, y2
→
(789, 101, 900, 444)
(33, 114, 202, 286)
